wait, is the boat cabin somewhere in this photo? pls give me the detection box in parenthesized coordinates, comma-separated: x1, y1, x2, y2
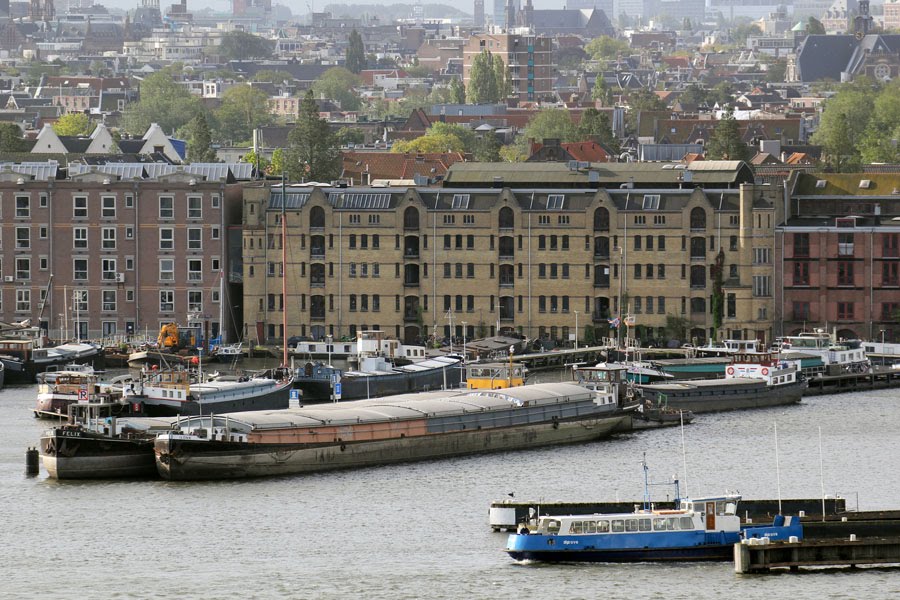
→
(572, 363, 628, 402)
(466, 362, 526, 390)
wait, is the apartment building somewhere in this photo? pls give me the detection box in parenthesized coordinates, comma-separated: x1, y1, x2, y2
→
(462, 32, 554, 103)
(0, 162, 248, 343)
(776, 172, 900, 342)
(243, 161, 780, 346)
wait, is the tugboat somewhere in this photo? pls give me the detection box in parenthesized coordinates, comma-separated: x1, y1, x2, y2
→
(506, 460, 803, 562)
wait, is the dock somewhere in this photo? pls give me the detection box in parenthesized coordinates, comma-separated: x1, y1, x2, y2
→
(803, 365, 900, 396)
(734, 536, 900, 573)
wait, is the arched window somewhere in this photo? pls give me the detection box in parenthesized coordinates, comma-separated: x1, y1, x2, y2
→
(310, 206, 325, 228)
(403, 206, 419, 230)
(690, 207, 706, 230)
(499, 206, 514, 229)
(593, 207, 610, 231)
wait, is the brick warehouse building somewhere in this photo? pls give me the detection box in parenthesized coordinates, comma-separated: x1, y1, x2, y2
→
(0, 162, 249, 343)
(776, 172, 900, 342)
(242, 161, 782, 347)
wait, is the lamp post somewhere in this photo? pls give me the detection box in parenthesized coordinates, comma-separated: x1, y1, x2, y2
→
(574, 310, 579, 350)
(326, 334, 333, 367)
(460, 321, 467, 386)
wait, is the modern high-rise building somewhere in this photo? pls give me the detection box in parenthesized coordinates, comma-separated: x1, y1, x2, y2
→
(474, 0, 485, 27)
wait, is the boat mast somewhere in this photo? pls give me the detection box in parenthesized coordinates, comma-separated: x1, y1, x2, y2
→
(281, 175, 288, 367)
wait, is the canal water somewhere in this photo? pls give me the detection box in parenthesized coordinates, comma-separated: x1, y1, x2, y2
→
(2, 368, 899, 599)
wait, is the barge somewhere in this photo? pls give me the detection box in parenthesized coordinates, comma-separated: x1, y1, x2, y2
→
(154, 382, 630, 480)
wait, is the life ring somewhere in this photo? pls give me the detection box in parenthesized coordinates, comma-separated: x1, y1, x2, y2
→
(726, 367, 735, 375)
(761, 368, 769, 376)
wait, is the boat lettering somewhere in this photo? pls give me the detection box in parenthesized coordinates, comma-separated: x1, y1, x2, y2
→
(563, 540, 579, 545)
(58, 430, 84, 437)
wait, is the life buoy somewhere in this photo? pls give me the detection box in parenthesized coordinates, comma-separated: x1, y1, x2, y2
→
(761, 368, 769, 376)
(726, 367, 735, 375)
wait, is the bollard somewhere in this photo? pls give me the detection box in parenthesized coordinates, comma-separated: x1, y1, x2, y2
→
(25, 447, 39, 477)
(850, 534, 857, 541)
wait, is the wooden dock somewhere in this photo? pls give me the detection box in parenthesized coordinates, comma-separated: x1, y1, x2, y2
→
(734, 536, 900, 573)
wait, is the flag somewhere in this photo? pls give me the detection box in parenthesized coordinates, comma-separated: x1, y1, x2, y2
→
(608, 316, 620, 328)
(624, 315, 636, 327)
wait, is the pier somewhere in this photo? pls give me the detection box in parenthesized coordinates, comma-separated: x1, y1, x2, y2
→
(803, 365, 900, 396)
(734, 537, 900, 573)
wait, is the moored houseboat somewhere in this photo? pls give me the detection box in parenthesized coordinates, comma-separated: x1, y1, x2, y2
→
(154, 382, 630, 480)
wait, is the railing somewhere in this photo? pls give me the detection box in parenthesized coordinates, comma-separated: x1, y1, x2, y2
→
(404, 279, 420, 287)
(403, 250, 420, 259)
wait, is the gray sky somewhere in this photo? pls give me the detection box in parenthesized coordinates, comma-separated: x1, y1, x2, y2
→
(100, 0, 567, 15)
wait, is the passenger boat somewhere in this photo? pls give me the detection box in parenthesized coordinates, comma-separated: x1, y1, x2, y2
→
(291, 331, 428, 367)
(778, 331, 870, 376)
(153, 382, 630, 480)
(0, 335, 104, 384)
(505, 462, 803, 562)
(122, 367, 293, 417)
(294, 354, 463, 403)
(210, 342, 245, 363)
(40, 406, 177, 479)
(638, 349, 806, 413)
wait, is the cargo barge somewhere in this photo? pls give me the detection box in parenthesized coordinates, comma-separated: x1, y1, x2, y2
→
(154, 382, 630, 480)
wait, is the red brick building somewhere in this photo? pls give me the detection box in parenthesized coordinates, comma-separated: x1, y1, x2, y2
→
(776, 172, 900, 342)
(0, 162, 248, 344)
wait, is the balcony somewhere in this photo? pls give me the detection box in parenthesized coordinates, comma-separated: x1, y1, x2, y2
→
(404, 278, 420, 287)
(310, 311, 325, 321)
(403, 311, 419, 322)
(310, 278, 325, 288)
(310, 248, 325, 260)
(498, 253, 514, 261)
(690, 254, 706, 262)
(592, 311, 609, 323)
(403, 249, 419, 259)
(500, 277, 515, 288)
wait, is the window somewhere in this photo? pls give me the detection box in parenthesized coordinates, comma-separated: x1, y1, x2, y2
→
(16, 289, 30, 311)
(39, 256, 48, 270)
(102, 227, 116, 250)
(838, 232, 854, 256)
(443, 215, 455, 225)
(752, 275, 771, 297)
(634, 264, 641, 279)
(793, 233, 810, 257)
(188, 259, 202, 281)
(73, 196, 88, 218)
(883, 262, 899, 287)
(125, 194, 134, 208)
(126, 227, 134, 240)
(159, 196, 174, 219)
(658, 264, 665, 279)
(793, 262, 810, 286)
(188, 290, 203, 313)
(102, 196, 116, 218)
(159, 259, 175, 281)
(188, 228, 202, 250)
(451, 194, 470, 209)
(15, 195, 29, 218)
(101, 258, 117, 281)
(159, 228, 174, 250)
(102, 290, 116, 312)
(547, 194, 565, 210)
(642, 194, 660, 210)
(211, 194, 220, 208)
(39, 226, 48, 239)
(73, 258, 88, 281)
(211, 226, 220, 240)
(159, 290, 175, 312)
(14, 257, 29, 280)
(793, 301, 810, 321)
(837, 262, 854, 286)
(634, 236, 642, 250)
(187, 196, 202, 219)
(753, 248, 770, 265)
(730, 236, 738, 251)
(658, 236, 665, 250)
(368, 214, 380, 225)
(15, 227, 29, 249)
(126, 257, 135, 271)
(837, 302, 854, 320)
(634, 297, 642, 313)
(658, 296, 665, 314)
(884, 234, 899, 258)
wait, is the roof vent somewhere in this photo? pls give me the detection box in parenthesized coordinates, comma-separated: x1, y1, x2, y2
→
(859, 179, 871, 189)
(815, 179, 826, 189)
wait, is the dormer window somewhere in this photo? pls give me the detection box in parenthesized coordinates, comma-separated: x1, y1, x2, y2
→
(642, 194, 660, 210)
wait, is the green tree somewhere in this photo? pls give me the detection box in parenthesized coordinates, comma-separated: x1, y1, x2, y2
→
(493, 54, 511, 102)
(710, 249, 725, 339)
(219, 31, 273, 61)
(345, 29, 366, 74)
(577, 108, 619, 153)
(680, 83, 711, 107)
(499, 143, 528, 162)
(706, 109, 750, 161)
(312, 67, 362, 111)
(807, 16, 826, 35)
(285, 90, 341, 182)
(391, 122, 474, 154)
(585, 35, 630, 61)
(449, 76, 466, 104)
(710, 81, 735, 106)
(732, 22, 762, 46)
(591, 73, 613, 105)
(184, 114, 218, 163)
(52, 113, 92, 136)
(812, 79, 877, 169)
(252, 69, 296, 83)
(765, 59, 787, 83)
(627, 88, 666, 112)
(466, 49, 498, 104)
(214, 84, 273, 144)
(242, 149, 269, 172)
(523, 109, 577, 143)
(121, 69, 204, 136)
(473, 134, 502, 162)
(336, 126, 365, 146)
(0, 122, 30, 152)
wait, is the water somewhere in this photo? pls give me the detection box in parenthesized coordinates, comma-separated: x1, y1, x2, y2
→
(2, 373, 900, 599)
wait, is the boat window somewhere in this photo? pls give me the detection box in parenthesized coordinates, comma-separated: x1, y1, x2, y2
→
(667, 518, 678, 530)
(571, 521, 583, 534)
(546, 520, 560, 534)
(716, 501, 727, 514)
(639, 519, 652, 532)
(611, 519, 625, 533)
(625, 519, 638, 532)
(596, 520, 610, 533)
(653, 518, 668, 531)
(584, 521, 596, 534)
(680, 516, 694, 529)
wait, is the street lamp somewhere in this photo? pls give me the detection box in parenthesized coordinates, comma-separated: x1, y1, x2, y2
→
(574, 310, 579, 350)
(326, 334, 333, 367)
